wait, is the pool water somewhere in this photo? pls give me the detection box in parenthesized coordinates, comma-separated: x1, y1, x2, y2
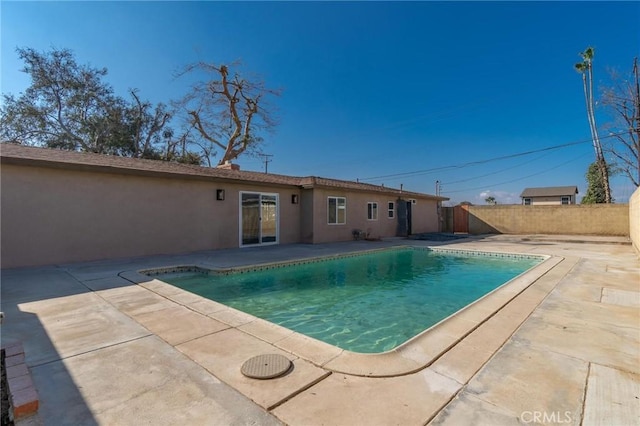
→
(160, 248, 542, 353)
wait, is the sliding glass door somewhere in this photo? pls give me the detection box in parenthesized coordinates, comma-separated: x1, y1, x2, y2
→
(240, 192, 279, 246)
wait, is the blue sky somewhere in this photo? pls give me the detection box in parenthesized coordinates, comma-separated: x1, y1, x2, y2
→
(2, 1, 639, 204)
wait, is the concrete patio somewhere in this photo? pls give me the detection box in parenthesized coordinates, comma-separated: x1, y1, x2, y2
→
(1, 235, 638, 425)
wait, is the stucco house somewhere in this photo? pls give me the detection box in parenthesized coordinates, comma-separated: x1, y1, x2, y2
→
(520, 186, 579, 205)
(0, 144, 447, 268)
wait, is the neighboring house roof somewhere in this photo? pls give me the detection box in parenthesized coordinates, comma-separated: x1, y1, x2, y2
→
(520, 186, 579, 198)
(0, 143, 448, 201)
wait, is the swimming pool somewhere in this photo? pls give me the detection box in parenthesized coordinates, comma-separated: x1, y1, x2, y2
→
(153, 247, 544, 353)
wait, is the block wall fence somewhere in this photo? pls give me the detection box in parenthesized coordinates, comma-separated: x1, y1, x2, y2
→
(465, 204, 630, 236)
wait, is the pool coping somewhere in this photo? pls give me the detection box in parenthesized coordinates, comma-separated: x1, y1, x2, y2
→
(119, 245, 560, 378)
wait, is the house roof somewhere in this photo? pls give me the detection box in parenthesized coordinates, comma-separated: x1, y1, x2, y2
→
(0, 143, 448, 201)
(520, 186, 579, 198)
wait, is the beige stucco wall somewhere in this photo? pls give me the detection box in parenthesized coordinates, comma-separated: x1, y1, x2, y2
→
(467, 204, 629, 236)
(1, 164, 301, 268)
(410, 199, 441, 235)
(309, 189, 440, 244)
(630, 187, 640, 255)
(299, 189, 315, 244)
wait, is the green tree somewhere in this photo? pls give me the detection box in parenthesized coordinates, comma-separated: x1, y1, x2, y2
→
(0, 47, 200, 163)
(1, 47, 124, 152)
(582, 161, 612, 204)
(177, 61, 280, 167)
(575, 47, 612, 203)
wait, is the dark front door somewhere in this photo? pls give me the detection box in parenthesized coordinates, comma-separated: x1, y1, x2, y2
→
(395, 199, 413, 237)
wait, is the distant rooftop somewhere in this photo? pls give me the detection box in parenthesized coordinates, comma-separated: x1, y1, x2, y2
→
(520, 186, 579, 198)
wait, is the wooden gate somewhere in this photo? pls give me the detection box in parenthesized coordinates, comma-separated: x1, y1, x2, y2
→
(453, 205, 469, 233)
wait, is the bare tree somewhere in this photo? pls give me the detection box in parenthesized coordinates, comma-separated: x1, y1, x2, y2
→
(176, 62, 280, 167)
(575, 47, 612, 203)
(127, 89, 172, 158)
(601, 58, 640, 188)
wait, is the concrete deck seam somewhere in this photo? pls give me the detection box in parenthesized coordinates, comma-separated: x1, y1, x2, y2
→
(579, 362, 592, 426)
(526, 343, 640, 377)
(159, 327, 232, 348)
(422, 386, 465, 426)
(266, 371, 333, 412)
(444, 388, 523, 425)
(28, 334, 154, 369)
(318, 349, 345, 369)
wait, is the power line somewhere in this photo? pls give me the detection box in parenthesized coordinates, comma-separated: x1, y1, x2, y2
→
(442, 151, 554, 185)
(358, 132, 626, 183)
(441, 152, 591, 194)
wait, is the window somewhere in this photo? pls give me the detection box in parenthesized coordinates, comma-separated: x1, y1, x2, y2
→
(523, 198, 532, 205)
(328, 197, 346, 224)
(388, 201, 395, 219)
(561, 196, 570, 205)
(367, 202, 378, 220)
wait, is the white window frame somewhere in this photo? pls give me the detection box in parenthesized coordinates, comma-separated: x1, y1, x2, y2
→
(387, 201, 395, 219)
(367, 202, 378, 221)
(328, 196, 346, 225)
(561, 196, 570, 205)
(523, 198, 532, 205)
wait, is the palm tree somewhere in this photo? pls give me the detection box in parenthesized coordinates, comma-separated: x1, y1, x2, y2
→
(575, 47, 612, 203)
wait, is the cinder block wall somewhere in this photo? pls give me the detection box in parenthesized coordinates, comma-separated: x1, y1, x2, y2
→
(467, 204, 630, 236)
(630, 187, 640, 255)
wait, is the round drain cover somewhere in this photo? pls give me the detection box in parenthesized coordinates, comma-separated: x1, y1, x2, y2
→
(241, 354, 292, 379)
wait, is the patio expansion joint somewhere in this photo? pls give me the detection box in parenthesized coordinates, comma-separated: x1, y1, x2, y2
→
(29, 334, 154, 369)
(163, 328, 232, 348)
(265, 370, 333, 412)
(520, 339, 627, 376)
(579, 362, 592, 426)
(437, 386, 523, 425)
(422, 385, 467, 426)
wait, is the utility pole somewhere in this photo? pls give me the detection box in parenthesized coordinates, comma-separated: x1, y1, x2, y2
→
(435, 180, 443, 232)
(258, 154, 273, 174)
